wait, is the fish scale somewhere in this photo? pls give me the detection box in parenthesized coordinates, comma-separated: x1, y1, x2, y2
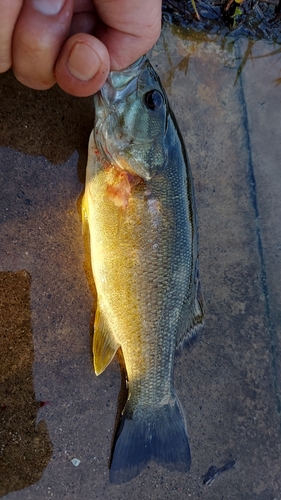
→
(83, 56, 204, 483)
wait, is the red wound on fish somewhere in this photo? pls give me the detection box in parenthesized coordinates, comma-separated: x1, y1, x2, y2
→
(106, 169, 140, 210)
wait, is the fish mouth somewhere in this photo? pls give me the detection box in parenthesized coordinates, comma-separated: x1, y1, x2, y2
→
(93, 57, 148, 125)
(100, 56, 147, 104)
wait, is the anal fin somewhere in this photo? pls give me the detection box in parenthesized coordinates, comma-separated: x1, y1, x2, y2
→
(94, 301, 119, 375)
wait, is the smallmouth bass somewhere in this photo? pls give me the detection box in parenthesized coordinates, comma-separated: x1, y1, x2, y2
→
(83, 56, 204, 483)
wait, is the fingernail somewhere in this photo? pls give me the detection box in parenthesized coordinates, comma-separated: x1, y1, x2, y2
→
(32, 0, 65, 15)
(67, 43, 101, 82)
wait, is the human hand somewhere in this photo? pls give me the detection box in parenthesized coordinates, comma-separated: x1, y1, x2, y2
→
(0, 0, 162, 97)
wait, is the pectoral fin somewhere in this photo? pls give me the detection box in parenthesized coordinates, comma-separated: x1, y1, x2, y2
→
(93, 301, 119, 375)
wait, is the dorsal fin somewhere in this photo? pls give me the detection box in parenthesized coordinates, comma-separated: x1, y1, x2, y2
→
(93, 301, 119, 375)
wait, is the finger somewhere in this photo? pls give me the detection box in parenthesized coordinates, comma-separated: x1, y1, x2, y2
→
(55, 33, 110, 97)
(73, 0, 94, 13)
(68, 12, 96, 37)
(0, 0, 23, 73)
(93, 0, 162, 70)
(69, 0, 95, 36)
(12, 0, 74, 90)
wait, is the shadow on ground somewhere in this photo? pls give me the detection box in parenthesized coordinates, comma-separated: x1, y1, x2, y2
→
(0, 271, 52, 496)
(0, 70, 94, 184)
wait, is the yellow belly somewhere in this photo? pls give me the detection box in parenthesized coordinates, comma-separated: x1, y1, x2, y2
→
(84, 155, 175, 389)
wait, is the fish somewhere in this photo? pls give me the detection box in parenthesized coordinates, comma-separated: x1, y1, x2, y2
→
(82, 56, 204, 483)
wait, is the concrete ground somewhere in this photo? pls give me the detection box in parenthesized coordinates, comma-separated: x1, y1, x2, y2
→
(0, 24, 281, 500)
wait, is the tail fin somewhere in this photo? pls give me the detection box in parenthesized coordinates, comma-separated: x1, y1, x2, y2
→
(109, 398, 191, 484)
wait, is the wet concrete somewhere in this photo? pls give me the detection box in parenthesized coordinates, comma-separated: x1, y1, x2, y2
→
(0, 24, 281, 499)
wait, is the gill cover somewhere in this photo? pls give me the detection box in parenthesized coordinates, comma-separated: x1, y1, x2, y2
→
(94, 57, 169, 181)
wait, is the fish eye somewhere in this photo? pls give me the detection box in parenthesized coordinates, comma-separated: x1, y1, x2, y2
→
(144, 90, 163, 111)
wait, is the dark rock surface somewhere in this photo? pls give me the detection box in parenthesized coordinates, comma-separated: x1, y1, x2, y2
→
(163, 0, 281, 42)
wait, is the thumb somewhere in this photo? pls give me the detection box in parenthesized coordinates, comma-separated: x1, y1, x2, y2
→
(55, 33, 110, 97)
